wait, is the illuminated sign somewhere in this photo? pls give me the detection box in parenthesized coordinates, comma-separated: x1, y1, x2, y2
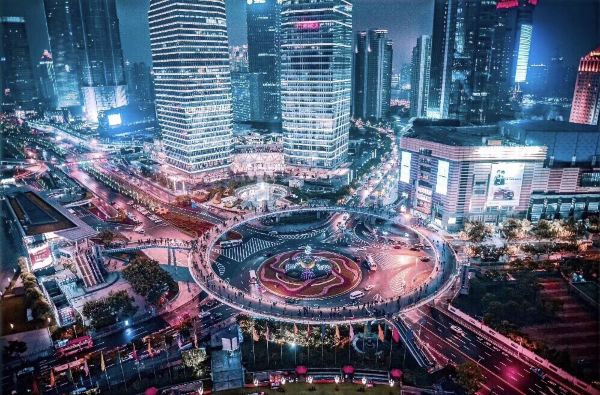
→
(515, 24, 532, 83)
(436, 160, 449, 195)
(486, 163, 524, 207)
(107, 113, 122, 127)
(400, 151, 411, 184)
(295, 21, 321, 31)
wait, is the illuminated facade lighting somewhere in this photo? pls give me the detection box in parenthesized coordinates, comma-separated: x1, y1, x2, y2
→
(148, 0, 233, 174)
(569, 47, 600, 127)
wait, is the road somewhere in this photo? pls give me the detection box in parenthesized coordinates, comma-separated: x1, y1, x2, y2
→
(405, 305, 573, 395)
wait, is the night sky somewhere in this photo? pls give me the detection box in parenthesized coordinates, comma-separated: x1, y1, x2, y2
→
(2, 0, 599, 72)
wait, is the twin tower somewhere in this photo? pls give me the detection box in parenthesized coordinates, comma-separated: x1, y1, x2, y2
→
(149, 0, 354, 175)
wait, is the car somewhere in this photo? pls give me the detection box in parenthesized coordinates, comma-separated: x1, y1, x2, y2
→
(493, 188, 514, 200)
(285, 298, 298, 304)
(419, 256, 431, 262)
(530, 367, 546, 379)
(409, 246, 420, 251)
(450, 325, 464, 335)
(349, 290, 365, 300)
(204, 299, 218, 308)
(364, 284, 375, 291)
(198, 311, 211, 319)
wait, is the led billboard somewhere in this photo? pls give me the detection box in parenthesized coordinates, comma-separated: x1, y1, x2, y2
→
(107, 113, 122, 127)
(400, 151, 411, 184)
(436, 160, 449, 195)
(486, 163, 524, 207)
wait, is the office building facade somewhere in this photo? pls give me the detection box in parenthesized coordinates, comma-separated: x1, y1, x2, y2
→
(410, 35, 431, 118)
(280, 0, 353, 169)
(125, 62, 155, 106)
(231, 72, 264, 123)
(247, 0, 281, 122)
(43, 0, 82, 109)
(1, 17, 39, 111)
(353, 29, 393, 121)
(37, 50, 57, 108)
(569, 47, 600, 127)
(149, 0, 233, 174)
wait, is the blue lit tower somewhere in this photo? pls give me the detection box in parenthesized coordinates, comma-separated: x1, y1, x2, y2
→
(148, 0, 233, 174)
(0, 17, 39, 111)
(281, 0, 353, 169)
(246, 0, 282, 122)
(43, 0, 82, 109)
(74, 0, 128, 122)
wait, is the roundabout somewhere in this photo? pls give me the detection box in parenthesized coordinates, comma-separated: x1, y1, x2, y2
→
(189, 205, 458, 324)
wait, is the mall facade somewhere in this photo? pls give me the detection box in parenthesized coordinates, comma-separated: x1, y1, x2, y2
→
(399, 120, 600, 231)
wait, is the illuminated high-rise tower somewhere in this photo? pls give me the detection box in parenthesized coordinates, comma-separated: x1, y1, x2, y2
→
(281, 0, 353, 169)
(353, 29, 393, 121)
(148, 0, 233, 174)
(570, 47, 600, 127)
(410, 35, 431, 118)
(247, 0, 281, 122)
(0, 17, 39, 111)
(43, 0, 82, 109)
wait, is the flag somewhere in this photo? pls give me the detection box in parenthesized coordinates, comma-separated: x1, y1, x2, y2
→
(378, 324, 385, 342)
(321, 324, 326, 338)
(252, 326, 259, 342)
(306, 324, 310, 338)
(294, 323, 298, 335)
(147, 340, 154, 357)
(49, 370, 55, 387)
(132, 343, 139, 361)
(349, 325, 355, 340)
(67, 367, 73, 383)
(364, 323, 369, 335)
(392, 327, 400, 343)
(193, 331, 199, 348)
(100, 352, 106, 372)
(83, 359, 90, 376)
(177, 335, 183, 349)
(265, 325, 270, 341)
(334, 325, 340, 343)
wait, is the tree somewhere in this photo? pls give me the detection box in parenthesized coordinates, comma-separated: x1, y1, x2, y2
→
(3, 340, 27, 358)
(454, 361, 485, 395)
(83, 290, 137, 329)
(182, 348, 208, 377)
(533, 220, 558, 240)
(502, 218, 522, 241)
(464, 221, 492, 243)
(122, 257, 177, 306)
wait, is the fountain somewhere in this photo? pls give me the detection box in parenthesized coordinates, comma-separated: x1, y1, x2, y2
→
(284, 245, 333, 281)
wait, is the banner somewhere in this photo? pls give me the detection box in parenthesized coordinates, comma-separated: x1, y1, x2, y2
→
(486, 163, 524, 207)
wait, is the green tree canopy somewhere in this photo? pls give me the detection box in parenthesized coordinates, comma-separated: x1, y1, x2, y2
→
(454, 361, 485, 395)
(122, 257, 178, 306)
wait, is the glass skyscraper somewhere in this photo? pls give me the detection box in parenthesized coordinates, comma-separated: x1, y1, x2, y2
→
(0, 17, 39, 111)
(246, 0, 282, 122)
(410, 35, 431, 118)
(43, 0, 82, 109)
(280, 0, 353, 169)
(148, 0, 233, 174)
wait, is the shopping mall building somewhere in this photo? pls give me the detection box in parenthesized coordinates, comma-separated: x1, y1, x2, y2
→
(398, 120, 600, 231)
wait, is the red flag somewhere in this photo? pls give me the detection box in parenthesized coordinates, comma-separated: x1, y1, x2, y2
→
(294, 323, 298, 335)
(49, 370, 55, 387)
(252, 327, 259, 342)
(132, 343, 139, 361)
(378, 324, 385, 342)
(349, 325, 355, 340)
(147, 340, 153, 357)
(392, 327, 401, 343)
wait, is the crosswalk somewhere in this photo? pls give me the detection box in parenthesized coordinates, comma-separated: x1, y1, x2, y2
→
(219, 237, 282, 262)
(370, 252, 400, 270)
(214, 261, 226, 276)
(388, 272, 406, 294)
(278, 228, 326, 240)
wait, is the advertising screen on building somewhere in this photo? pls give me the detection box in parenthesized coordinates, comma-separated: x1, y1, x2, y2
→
(486, 163, 524, 207)
(436, 160, 449, 195)
(108, 113, 122, 127)
(400, 151, 411, 184)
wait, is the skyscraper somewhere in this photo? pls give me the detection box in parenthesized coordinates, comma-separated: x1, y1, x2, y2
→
(230, 45, 249, 73)
(149, 0, 233, 174)
(490, 0, 536, 119)
(37, 50, 57, 108)
(43, 0, 82, 109)
(231, 72, 264, 122)
(280, 0, 353, 169)
(427, 0, 458, 119)
(125, 62, 154, 105)
(353, 29, 393, 121)
(352, 31, 368, 120)
(410, 35, 431, 118)
(0, 17, 39, 111)
(75, 0, 128, 122)
(569, 47, 600, 127)
(247, 0, 281, 122)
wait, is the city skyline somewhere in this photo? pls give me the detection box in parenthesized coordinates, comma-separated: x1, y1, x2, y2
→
(3, 0, 598, 73)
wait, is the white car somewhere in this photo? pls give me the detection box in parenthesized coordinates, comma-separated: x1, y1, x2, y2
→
(364, 284, 375, 291)
(450, 325, 465, 336)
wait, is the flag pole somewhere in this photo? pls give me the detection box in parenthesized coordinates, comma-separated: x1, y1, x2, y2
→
(118, 350, 128, 392)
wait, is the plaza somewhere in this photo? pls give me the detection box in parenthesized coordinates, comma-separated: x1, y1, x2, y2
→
(190, 206, 456, 324)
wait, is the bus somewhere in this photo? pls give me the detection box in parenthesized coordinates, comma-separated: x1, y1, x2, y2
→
(365, 255, 378, 271)
(55, 336, 94, 358)
(249, 270, 258, 285)
(220, 239, 242, 248)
